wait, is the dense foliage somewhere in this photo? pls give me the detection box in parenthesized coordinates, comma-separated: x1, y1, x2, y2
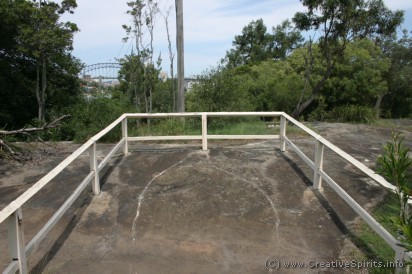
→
(61, 91, 134, 142)
(0, 0, 81, 129)
(187, 0, 411, 121)
(1, 0, 411, 146)
(383, 30, 412, 118)
(223, 19, 303, 68)
(188, 31, 411, 121)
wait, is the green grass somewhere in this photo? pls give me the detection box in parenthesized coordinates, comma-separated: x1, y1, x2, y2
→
(351, 193, 405, 274)
(207, 121, 277, 135)
(128, 118, 201, 137)
(125, 118, 313, 138)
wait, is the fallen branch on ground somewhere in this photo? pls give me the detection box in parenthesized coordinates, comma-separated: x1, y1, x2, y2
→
(0, 139, 15, 154)
(0, 114, 70, 161)
(0, 114, 70, 136)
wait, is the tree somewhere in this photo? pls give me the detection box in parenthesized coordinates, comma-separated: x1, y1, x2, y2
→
(46, 52, 83, 114)
(118, 53, 144, 111)
(229, 61, 304, 113)
(291, 0, 404, 118)
(145, 0, 160, 117)
(0, 0, 80, 129)
(324, 39, 391, 112)
(123, 0, 161, 119)
(17, 0, 78, 122)
(0, 0, 37, 128)
(186, 66, 255, 113)
(161, 5, 176, 111)
(272, 19, 304, 60)
(152, 79, 175, 112)
(224, 19, 303, 68)
(224, 19, 274, 68)
(123, 0, 146, 112)
(383, 30, 412, 118)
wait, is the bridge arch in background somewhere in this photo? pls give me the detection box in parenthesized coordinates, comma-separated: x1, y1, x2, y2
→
(81, 63, 122, 81)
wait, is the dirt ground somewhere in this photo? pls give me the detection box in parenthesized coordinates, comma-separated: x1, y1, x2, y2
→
(0, 120, 411, 273)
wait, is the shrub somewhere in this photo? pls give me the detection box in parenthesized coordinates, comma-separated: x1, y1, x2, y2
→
(308, 96, 328, 122)
(328, 105, 376, 123)
(61, 93, 134, 142)
(377, 132, 412, 253)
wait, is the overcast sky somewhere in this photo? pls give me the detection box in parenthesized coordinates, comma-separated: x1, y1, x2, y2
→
(62, 0, 412, 77)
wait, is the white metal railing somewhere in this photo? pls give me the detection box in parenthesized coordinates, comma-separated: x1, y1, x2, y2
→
(0, 112, 407, 273)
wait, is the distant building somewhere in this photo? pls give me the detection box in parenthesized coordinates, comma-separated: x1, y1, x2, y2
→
(102, 80, 119, 87)
(159, 71, 168, 82)
(83, 75, 92, 81)
(184, 78, 200, 92)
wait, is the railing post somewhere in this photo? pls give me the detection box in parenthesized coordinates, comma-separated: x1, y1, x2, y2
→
(202, 113, 208, 151)
(7, 208, 28, 274)
(89, 142, 100, 195)
(395, 248, 406, 273)
(122, 117, 128, 155)
(314, 140, 324, 189)
(279, 115, 286, 152)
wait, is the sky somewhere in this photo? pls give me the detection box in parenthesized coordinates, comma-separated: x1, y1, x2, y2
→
(62, 0, 412, 77)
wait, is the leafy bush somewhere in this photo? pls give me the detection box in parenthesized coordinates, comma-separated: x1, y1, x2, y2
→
(377, 133, 412, 253)
(131, 118, 199, 136)
(328, 105, 376, 123)
(186, 66, 255, 113)
(308, 96, 328, 122)
(61, 93, 134, 142)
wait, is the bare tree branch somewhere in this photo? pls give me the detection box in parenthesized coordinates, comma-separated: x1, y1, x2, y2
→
(0, 139, 15, 154)
(0, 114, 70, 136)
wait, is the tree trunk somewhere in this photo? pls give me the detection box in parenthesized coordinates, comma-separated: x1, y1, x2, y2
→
(36, 58, 47, 122)
(36, 65, 41, 121)
(134, 87, 138, 109)
(176, 0, 185, 113)
(135, 88, 141, 127)
(290, 35, 340, 119)
(144, 90, 148, 113)
(149, 87, 153, 114)
(148, 85, 153, 127)
(171, 73, 175, 111)
(35, 57, 46, 123)
(163, 7, 175, 112)
(170, 64, 175, 112)
(291, 58, 336, 119)
(40, 58, 47, 122)
(291, 93, 317, 119)
(374, 93, 386, 118)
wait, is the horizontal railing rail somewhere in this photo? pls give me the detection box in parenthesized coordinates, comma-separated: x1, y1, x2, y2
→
(0, 114, 128, 274)
(0, 112, 408, 273)
(280, 113, 407, 269)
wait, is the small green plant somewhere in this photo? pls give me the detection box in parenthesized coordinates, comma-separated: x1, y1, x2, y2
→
(377, 132, 412, 252)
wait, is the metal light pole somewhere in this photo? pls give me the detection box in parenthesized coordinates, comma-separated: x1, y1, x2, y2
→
(175, 0, 185, 113)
